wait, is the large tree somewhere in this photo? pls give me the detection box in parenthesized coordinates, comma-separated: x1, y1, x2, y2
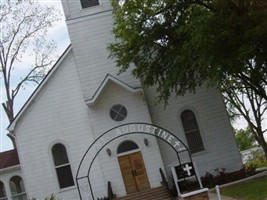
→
(234, 128, 257, 151)
(0, 0, 60, 124)
(108, 0, 267, 102)
(223, 77, 267, 159)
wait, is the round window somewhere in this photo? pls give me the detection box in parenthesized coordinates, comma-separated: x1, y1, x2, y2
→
(110, 104, 127, 121)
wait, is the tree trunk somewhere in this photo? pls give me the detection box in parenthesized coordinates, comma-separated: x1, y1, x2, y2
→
(2, 99, 14, 123)
(259, 137, 267, 161)
(255, 132, 267, 161)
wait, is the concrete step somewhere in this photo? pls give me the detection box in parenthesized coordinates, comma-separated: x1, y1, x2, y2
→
(115, 186, 172, 200)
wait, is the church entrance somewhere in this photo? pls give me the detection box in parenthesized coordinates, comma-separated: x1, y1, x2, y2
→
(76, 123, 194, 200)
(118, 151, 150, 194)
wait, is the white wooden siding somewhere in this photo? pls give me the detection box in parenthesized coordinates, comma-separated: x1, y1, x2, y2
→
(143, 85, 243, 176)
(66, 9, 140, 101)
(11, 0, 243, 199)
(61, 0, 112, 21)
(14, 51, 105, 200)
(86, 81, 165, 197)
(0, 167, 22, 200)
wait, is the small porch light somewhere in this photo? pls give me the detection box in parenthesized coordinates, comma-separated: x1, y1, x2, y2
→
(144, 138, 149, 146)
(106, 148, 112, 156)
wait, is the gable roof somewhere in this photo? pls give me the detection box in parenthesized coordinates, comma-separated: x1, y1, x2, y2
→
(8, 45, 72, 132)
(0, 149, 20, 169)
(85, 74, 143, 107)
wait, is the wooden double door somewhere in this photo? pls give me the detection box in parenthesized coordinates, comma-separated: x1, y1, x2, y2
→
(118, 151, 150, 194)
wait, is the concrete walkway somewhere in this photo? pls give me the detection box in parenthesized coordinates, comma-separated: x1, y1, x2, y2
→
(176, 192, 239, 200)
(209, 192, 239, 200)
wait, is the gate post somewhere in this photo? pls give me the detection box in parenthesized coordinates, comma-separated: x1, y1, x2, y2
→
(171, 166, 181, 197)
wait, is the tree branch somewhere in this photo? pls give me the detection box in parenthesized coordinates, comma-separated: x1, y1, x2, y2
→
(190, 0, 214, 11)
(237, 72, 267, 101)
(11, 65, 45, 98)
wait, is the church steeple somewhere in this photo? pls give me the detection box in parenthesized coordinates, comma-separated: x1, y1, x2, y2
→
(61, 0, 112, 22)
(60, 0, 140, 101)
(80, 0, 99, 9)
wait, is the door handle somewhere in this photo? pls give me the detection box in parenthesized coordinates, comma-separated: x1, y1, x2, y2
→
(132, 170, 135, 177)
(132, 170, 137, 176)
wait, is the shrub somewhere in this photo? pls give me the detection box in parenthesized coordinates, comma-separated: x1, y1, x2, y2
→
(170, 168, 247, 194)
(30, 194, 57, 200)
(201, 168, 246, 188)
(178, 179, 200, 193)
(245, 151, 267, 167)
(201, 172, 216, 188)
(244, 162, 257, 176)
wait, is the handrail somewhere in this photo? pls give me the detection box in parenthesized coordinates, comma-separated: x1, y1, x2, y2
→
(159, 168, 173, 200)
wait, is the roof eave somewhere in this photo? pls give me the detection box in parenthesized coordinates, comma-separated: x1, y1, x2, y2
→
(85, 74, 143, 107)
(8, 45, 72, 132)
(0, 164, 20, 173)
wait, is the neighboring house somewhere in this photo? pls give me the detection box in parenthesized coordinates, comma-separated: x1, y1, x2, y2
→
(0, 149, 26, 200)
(0, 0, 243, 200)
(240, 147, 264, 164)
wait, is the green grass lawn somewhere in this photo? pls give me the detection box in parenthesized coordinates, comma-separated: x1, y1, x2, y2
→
(219, 175, 267, 200)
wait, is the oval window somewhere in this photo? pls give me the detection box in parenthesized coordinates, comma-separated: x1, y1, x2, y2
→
(110, 104, 127, 121)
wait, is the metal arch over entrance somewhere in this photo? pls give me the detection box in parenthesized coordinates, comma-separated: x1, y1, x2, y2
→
(76, 123, 194, 200)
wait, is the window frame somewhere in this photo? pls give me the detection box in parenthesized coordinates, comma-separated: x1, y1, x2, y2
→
(80, 0, 99, 9)
(52, 143, 75, 189)
(0, 181, 7, 200)
(117, 140, 139, 154)
(9, 176, 27, 200)
(180, 109, 205, 154)
(109, 104, 128, 122)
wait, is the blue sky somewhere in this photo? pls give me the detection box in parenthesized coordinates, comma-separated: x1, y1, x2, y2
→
(0, 0, 70, 152)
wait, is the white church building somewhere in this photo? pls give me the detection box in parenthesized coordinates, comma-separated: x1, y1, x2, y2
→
(0, 0, 243, 200)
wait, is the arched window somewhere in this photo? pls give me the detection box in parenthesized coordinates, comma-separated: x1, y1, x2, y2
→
(181, 110, 205, 154)
(52, 144, 74, 189)
(0, 181, 7, 200)
(9, 176, 27, 200)
(117, 141, 139, 154)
